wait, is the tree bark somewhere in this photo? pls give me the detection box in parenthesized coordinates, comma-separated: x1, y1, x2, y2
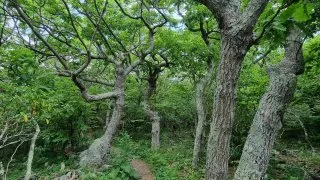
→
(205, 33, 249, 180)
(192, 59, 214, 167)
(197, 0, 270, 179)
(151, 119, 160, 150)
(142, 76, 161, 150)
(79, 65, 125, 168)
(103, 102, 114, 131)
(0, 162, 4, 180)
(24, 121, 40, 180)
(234, 26, 304, 180)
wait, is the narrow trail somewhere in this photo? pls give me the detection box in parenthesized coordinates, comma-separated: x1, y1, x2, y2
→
(131, 159, 154, 180)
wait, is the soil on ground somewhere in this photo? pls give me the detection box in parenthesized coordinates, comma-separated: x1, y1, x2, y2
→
(131, 159, 154, 180)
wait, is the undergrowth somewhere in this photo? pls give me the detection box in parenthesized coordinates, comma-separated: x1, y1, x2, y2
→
(5, 130, 319, 179)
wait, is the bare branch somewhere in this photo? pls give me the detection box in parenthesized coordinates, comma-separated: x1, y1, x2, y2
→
(0, 139, 24, 149)
(114, 0, 140, 20)
(5, 141, 24, 178)
(78, 9, 117, 58)
(63, 0, 108, 76)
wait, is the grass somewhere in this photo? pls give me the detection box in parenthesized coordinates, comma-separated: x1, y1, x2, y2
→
(265, 139, 320, 180)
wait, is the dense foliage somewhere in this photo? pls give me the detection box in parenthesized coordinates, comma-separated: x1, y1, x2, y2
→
(0, 0, 319, 179)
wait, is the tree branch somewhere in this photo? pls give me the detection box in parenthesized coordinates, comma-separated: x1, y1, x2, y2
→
(253, 2, 294, 44)
(0, 3, 7, 46)
(61, 0, 88, 51)
(57, 71, 114, 86)
(11, 2, 69, 70)
(240, 0, 270, 33)
(197, 0, 240, 27)
(81, 91, 119, 102)
(253, 49, 271, 64)
(125, 59, 143, 76)
(5, 140, 24, 179)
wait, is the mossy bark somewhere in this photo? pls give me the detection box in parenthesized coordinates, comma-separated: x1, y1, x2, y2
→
(234, 26, 304, 180)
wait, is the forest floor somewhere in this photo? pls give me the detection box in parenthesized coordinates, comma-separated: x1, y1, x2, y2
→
(131, 159, 154, 180)
(5, 130, 320, 180)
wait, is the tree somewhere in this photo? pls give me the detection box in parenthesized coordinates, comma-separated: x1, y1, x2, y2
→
(234, 25, 305, 179)
(24, 120, 40, 180)
(140, 54, 169, 150)
(194, 0, 279, 178)
(234, 1, 320, 177)
(0, 45, 63, 179)
(114, 0, 169, 150)
(176, 2, 219, 167)
(6, 0, 167, 168)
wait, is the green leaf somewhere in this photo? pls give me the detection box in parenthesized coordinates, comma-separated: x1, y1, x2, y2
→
(120, 164, 132, 174)
(108, 168, 120, 178)
(279, 6, 295, 22)
(292, 4, 311, 22)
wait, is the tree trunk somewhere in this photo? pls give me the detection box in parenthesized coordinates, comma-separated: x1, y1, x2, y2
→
(151, 118, 160, 150)
(192, 59, 214, 167)
(0, 162, 4, 180)
(79, 66, 125, 168)
(206, 34, 248, 180)
(103, 102, 114, 131)
(190, 0, 270, 179)
(24, 121, 40, 180)
(143, 77, 161, 150)
(234, 26, 304, 180)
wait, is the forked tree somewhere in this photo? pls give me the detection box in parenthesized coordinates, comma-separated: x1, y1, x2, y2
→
(194, 0, 315, 178)
(194, 0, 275, 178)
(7, 0, 167, 168)
(114, 0, 168, 150)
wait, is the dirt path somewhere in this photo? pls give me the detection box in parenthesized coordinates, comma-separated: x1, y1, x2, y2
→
(131, 159, 154, 180)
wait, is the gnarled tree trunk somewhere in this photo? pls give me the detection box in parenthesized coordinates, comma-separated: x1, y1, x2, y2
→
(234, 26, 304, 180)
(142, 76, 161, 150)
(192, 59, 214, 167)
(79, 66, 125, 168)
